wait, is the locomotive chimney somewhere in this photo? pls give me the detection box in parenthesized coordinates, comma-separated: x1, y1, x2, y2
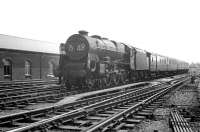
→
(78, 30, 88, 36)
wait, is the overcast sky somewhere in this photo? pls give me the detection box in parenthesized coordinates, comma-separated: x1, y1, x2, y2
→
(0, 0, 199, 63)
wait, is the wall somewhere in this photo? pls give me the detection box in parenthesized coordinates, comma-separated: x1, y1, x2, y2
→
(0, 48, 59, 81)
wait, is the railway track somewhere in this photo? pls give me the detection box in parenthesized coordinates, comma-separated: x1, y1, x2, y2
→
(0, 79, 58, 87)
(79, 79, 188, 132)
(170, 110, 193, 132)
(169, 78, 200, 132)
(0, 76, 188, 131)
(0, 82, 153, 131)
(0, 74, 186, 110)
(0, 80, 62, 110)
(0, 79, 146, 110)
(0, 79, 109, 110)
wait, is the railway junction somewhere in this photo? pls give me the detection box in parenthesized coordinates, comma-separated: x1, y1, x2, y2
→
(0, 74, 199, 132)
(0, 32, 199, 132)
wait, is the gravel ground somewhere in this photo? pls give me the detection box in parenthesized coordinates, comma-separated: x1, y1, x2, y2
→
(131, 120, 172, 132)
(190, 122, 200, 131)
(168, 90, 199, 108)
(131, 108, 172, 132)
(153, 108, 171, 121)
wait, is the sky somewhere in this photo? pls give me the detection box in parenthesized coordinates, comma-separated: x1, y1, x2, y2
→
(0, 0, 200, 63)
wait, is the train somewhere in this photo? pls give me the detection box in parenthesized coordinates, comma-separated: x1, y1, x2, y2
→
(58, 30, 189, 89)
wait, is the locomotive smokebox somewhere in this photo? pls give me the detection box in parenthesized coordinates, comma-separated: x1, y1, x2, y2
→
(78, 30, 88, 36)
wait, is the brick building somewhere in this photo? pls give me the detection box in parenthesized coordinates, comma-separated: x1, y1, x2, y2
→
(0, 34, 60, 81)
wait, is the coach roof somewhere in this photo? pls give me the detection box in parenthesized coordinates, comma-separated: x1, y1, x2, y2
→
(0, 34, 59, 54)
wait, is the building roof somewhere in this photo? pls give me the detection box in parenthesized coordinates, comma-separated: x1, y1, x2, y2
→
(0, 34, 59, 54)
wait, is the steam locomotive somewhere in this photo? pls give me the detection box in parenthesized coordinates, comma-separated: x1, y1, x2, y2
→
(58, 31, 189, 89)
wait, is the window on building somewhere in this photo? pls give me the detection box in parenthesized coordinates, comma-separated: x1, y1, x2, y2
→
(3, 59, 12, 77)
(48, 61, 55, 77)
(25, 60, 31, 76)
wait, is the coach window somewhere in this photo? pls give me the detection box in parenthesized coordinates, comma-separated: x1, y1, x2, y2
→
(25, 60, 31, 76)
(3, 59, 12, 79)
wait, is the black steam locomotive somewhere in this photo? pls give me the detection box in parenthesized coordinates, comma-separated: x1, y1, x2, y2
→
(58, 31, 189, 89)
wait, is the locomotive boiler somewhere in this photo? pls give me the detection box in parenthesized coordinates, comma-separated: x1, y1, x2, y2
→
(59, 31, 130, 89)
